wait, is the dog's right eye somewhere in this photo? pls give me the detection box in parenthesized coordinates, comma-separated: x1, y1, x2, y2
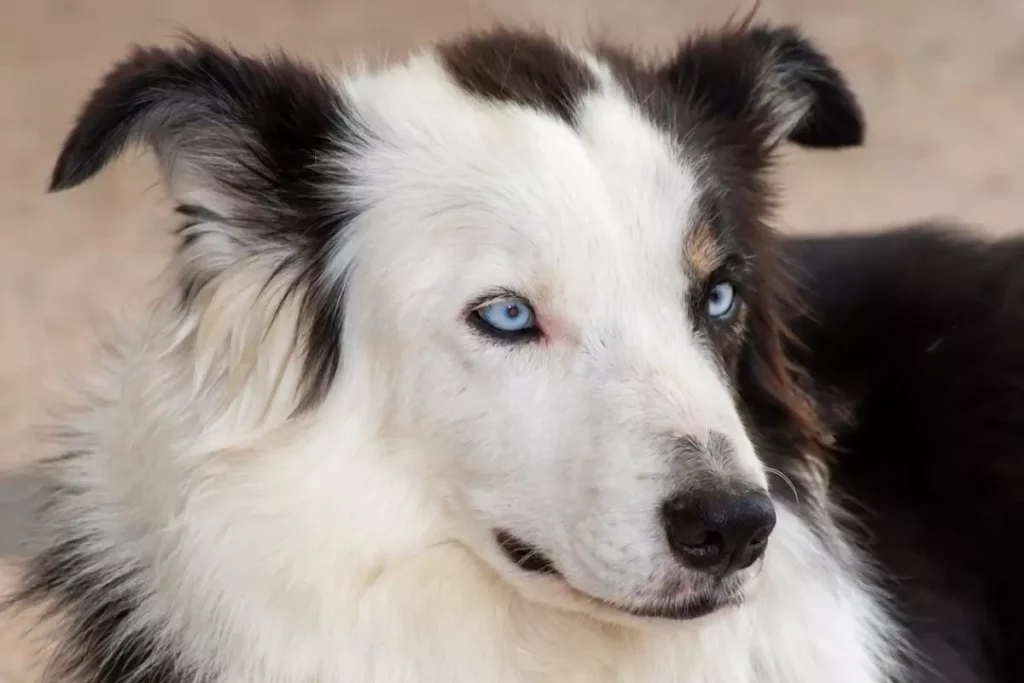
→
(471, 297, 539, 340)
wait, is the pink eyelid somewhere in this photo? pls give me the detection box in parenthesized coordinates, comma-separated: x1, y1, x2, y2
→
(535, 310, 576, 344)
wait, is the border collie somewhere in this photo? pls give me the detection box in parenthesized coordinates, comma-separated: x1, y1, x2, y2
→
(11, 20, 1022, 683)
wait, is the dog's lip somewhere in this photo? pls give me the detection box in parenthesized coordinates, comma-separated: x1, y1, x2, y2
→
(599, 591, 742, 621)
(564, 580, 741, 623)
(493, 530, 742, 621)
(494, 529, 561, 576)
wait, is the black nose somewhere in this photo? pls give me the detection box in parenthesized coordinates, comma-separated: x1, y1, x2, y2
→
(662, 490, 776, 576)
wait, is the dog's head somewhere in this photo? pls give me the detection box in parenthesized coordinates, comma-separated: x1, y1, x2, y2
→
(50, 24, 861, 622)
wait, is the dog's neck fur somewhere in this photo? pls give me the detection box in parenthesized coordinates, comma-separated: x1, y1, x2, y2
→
(32, 285, 900, 683)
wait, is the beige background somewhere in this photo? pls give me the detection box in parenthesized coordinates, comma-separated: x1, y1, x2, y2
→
(1, 0, 1022, 679)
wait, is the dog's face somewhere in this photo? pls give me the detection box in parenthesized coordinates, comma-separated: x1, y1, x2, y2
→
(51, 25, 861, 621)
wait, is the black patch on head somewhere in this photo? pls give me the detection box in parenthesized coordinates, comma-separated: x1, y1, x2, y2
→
(49, 36, 364, 412)
(440, 28, 597, 125)
(9, 454, 204, 683)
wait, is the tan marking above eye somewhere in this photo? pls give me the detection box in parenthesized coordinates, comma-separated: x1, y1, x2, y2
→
(683, 222, 724, 278)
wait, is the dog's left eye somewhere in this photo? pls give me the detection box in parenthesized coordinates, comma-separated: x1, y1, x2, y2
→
(706, 281, 738, 320)
(474, 298, 537, 334)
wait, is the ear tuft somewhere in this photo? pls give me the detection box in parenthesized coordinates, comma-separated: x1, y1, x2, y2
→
(47, 36, 351, 210)
(49, 40, 227, 192)
(49, 36, 360, 413)
(48, 44, 167, 192)
(660, 23, 864, 149)
(746, 25, 864, 148)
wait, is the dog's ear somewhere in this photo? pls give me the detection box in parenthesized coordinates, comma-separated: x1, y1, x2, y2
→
(51, 38, 358, 412)
(659, 23, 864, 149)
(50, 36, 353, 247)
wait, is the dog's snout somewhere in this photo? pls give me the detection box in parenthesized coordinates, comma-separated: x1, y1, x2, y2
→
(662, 489, 776, 576)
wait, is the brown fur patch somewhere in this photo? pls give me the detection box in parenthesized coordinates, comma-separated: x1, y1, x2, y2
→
(684, 221, 725, 278)
(439, 29, 596, 125)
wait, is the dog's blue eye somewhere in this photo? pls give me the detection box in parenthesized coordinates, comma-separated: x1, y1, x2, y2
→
(706, 281, 737, 319)
(475, 298, 536, 333)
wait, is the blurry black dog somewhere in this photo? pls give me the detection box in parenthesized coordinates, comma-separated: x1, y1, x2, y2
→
(789, 226, 1024, 682)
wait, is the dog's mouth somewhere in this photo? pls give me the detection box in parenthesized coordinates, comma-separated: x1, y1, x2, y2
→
(494, 530, 561, 576)
(493, 530, 743, 621)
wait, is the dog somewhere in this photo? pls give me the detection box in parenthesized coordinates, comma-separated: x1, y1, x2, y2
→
(11, 20, 1023, 683)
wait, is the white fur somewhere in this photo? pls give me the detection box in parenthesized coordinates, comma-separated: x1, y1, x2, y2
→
(40, 44, 902, 682)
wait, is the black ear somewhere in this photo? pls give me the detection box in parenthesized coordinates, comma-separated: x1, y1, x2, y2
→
(51, 38, 360, 413)
(660, 23, 864, 149)
(49, 36, 352, 239)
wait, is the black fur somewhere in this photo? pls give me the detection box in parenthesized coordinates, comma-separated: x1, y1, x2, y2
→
(659, 23, 864, 149)
(17, 524, 203, 683)
(745, 26, 864, 148)
(49, 36, 361, 412)
(8, 447, 202, 683)
(440, 28, 597, 125)
(786, 225, 1024, 682)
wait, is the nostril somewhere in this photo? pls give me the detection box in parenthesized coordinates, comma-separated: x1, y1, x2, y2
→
(675, 530, 725, 562)
(734, 525, 773, 570)
(670, 520, 714, 549)
(749, 527, 771, 549)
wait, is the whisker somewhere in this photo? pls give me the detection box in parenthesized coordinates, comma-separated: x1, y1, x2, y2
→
(765, 467, 800, 505)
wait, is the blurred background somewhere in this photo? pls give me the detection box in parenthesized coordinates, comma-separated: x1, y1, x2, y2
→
(1, 0, 1022, 679)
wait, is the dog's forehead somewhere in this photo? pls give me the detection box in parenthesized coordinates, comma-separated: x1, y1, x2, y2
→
(341, 32, 705, 276)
